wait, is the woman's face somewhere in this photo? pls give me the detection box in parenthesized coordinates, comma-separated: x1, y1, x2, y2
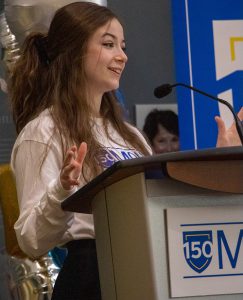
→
(152, 124, 180, 154)
(84, 18, 128, 95)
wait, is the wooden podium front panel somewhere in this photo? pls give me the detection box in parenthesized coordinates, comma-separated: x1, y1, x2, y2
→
(166, 160, 243, 194)
(92, 173, 243, 300)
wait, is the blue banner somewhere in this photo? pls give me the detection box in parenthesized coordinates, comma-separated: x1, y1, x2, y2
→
(171, 0, 243, 149)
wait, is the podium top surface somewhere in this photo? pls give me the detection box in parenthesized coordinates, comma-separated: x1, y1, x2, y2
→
(61, 146, 243, 213)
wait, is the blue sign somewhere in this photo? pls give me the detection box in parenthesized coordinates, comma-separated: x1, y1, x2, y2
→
(171, 0, 243, 149)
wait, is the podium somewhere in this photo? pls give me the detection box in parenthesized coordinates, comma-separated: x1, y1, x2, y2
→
(62, 146, 243, 300)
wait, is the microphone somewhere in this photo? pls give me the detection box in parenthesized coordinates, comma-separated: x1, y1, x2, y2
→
(154, 82, 243, 145)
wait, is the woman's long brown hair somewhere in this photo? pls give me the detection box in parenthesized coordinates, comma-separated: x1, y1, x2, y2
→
(9, 2, 150, 180)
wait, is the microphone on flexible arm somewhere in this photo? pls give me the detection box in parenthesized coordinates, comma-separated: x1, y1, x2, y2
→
(153, 82, 243, 145)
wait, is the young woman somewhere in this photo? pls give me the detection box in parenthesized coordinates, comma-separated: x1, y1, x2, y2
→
(8, 1, 243, 299)
(9, 2, 151, 299)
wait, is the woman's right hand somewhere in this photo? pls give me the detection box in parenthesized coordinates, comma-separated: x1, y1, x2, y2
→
(60, 142, 87, 190)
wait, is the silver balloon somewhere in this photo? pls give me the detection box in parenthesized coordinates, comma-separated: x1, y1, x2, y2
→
(7, 253, 60, 299)
(0, 11, 20, 71)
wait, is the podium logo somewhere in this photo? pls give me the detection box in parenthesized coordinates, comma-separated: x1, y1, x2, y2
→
(213, 20, 243, 80)
(182, 228, 243, 276)
(183, 231, 213, 273)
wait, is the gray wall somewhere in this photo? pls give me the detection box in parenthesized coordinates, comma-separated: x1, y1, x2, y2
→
(107, 0, 177, 121)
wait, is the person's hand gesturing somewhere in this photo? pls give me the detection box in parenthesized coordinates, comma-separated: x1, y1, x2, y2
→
(60, 142, 87, 190)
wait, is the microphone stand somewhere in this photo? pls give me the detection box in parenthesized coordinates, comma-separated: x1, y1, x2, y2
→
(167, 83, 243, 146)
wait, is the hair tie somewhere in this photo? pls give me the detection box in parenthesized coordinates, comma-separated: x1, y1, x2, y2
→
(34, 36, 50, 66)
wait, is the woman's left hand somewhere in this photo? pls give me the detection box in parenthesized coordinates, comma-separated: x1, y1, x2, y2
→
(215, 107, 243, 147)
(60, 142, 87, 190)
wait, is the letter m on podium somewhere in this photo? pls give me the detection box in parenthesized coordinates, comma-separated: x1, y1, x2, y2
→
(217, 229, 243, 269)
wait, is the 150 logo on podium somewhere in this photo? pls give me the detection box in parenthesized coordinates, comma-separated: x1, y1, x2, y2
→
(182, 229, 243, 275)
(183, 231, 213, 273)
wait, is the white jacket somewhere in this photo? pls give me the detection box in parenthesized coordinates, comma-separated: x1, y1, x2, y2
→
(11, 109, 151, 258)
